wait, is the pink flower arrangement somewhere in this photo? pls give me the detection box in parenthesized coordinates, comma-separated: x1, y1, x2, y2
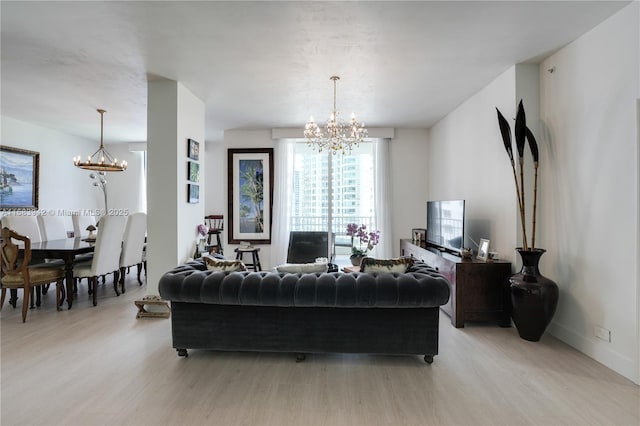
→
(346, 223, 380, 257)
(197, 224, 209, 238)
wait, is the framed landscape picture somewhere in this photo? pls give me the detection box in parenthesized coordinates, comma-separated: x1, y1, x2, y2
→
(0, 146, 40, 210)
(187, 138, 200, 160)
(188, 183, 199, 204)
(227, 148, 274, 244)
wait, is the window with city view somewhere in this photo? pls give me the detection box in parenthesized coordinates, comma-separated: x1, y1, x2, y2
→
(290, 141, 376, 260)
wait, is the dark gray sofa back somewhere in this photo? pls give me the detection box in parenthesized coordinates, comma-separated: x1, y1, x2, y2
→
(159, 261, 450, 308)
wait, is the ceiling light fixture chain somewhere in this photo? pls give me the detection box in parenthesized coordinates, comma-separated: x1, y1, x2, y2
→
(73, 109, 127, 172)
(304, 76, 368, 155)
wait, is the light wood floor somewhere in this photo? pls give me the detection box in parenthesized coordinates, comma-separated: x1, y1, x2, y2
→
(1, 274, 639, 426)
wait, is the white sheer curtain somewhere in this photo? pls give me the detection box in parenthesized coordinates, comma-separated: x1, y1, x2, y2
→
(270, 139, 295, 267)
(373, 138, 392, 257)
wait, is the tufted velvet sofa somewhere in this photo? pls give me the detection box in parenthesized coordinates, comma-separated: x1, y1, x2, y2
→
(158, 260, 450, 363)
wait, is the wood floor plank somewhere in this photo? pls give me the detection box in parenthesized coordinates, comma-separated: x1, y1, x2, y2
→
(1, 274, 638, 425)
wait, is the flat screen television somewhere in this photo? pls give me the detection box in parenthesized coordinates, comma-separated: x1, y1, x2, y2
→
(426, 200, 465, 254)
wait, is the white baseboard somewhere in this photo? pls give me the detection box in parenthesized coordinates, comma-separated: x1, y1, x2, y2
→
(548, 320, 639, 384)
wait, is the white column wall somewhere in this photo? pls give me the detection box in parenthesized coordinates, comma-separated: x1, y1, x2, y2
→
(146, 80, 205, 295)
(539, 3, 639, 382)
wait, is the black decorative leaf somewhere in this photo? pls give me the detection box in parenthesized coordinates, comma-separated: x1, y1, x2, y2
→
(514, 100, 526, 159)
(526, 127, 539, 163)
(496, 108, 514, 161)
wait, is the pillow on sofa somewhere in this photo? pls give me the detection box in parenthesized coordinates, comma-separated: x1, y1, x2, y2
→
(275, 262, 328, 274)
(360, 256, 415, 273)
(203, 256, 247, 272)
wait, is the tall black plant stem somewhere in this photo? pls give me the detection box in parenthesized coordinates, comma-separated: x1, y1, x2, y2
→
(515, 159, 528, 251)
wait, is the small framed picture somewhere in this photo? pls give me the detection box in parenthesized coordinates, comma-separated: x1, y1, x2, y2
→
(188, 161, 199, 182)
(411, 228, 426, 244)
(188, 183, 199, 203)
(187, 138, 200, 160)
(477, 238, 490, 261)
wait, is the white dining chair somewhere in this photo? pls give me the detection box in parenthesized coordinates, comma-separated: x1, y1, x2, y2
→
(117, 212, 146, 295)
(1, 216, 43, 243)
(73, 215, 126, 306)
(37, 215, 72, 241)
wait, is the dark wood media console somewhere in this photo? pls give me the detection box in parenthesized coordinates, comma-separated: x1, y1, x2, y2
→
(400, 239, 512, 328)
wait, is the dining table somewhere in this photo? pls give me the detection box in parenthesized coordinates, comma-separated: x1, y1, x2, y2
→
(27, 237, 96, 309)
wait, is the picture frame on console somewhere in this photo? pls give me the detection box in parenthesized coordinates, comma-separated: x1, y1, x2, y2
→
(477, 238, 490, 261)
(227, 148, 274, 244)
(412, 228, 426, 245)
(0, 145, 40, 210)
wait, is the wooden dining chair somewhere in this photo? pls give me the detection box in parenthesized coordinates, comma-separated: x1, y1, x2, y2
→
(73, 215, 126, 306)
(204, 214, 224, 254)
(117, 212, 146, 295)
(0, 227, 65, 322)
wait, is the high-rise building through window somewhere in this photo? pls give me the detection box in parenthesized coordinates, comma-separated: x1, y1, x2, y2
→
(290, 142, 376, 255)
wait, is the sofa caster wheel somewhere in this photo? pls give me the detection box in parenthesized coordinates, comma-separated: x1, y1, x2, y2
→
(295, 353, 306, 362)
(424, 355, 434, 364)
(177, 348, 188, 357)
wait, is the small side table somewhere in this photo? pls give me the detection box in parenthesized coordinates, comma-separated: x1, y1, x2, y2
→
(235, 247, 261, 271)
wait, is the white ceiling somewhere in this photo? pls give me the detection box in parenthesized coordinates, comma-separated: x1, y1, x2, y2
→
(0, 1, 631, 144)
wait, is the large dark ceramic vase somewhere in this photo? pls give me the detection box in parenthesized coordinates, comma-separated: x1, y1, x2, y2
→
(510, 248, 559, 342)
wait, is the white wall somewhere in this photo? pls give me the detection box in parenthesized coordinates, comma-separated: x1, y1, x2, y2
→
(1, 116, 145, 232)
(389, 128, 429, 256)
(427, 67, 520, 264)
(104, 143, 145, 214)
(539, 3, 639, 382)
(1, 116, 101, 216)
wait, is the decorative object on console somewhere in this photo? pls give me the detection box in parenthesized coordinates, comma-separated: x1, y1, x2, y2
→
(412, 228, 426, 244)
(460, 248, 473, 259)
(304, 76, 368, 155)
(477, 238, 490, 261)
(346, 223, 380, 266)
(496, 100, 558, 341)
(73, 109, 127, 172)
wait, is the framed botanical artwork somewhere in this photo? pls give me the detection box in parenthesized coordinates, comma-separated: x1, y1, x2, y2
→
(188, 161, 199, 182)
(227, 148, 274, 244)
(477, 238, 490, 261)
(187, 138, 200, 161)
(0, 146, 40, 210)
(187, 183, 199, 204)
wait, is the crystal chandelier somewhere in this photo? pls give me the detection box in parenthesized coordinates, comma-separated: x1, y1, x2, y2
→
(73, 109, 127, 172)
(304, 76, 368, 155)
